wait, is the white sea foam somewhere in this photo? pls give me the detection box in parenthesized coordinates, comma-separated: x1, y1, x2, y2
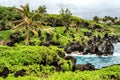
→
(66, 54, 109, 57)
(66, 53, 120, 57)
(113, 43, 120, 56)
(66, 43, 120, 57)
(113, 53, 120, 56)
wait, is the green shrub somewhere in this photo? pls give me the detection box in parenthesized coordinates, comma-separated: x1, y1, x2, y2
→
(46, 65, 120, 80)
(6, 76, 39, 80)
(58, 59, 73, 71)
(0, 30, 12, 41)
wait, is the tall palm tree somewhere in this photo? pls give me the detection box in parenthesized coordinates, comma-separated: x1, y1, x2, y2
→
(13, 3, 42, 46)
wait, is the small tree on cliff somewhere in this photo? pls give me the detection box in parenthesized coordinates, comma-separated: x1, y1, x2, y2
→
(93, 16, 99, 23)
(60, 8, 72, 33)
(36, 5, 47, 14)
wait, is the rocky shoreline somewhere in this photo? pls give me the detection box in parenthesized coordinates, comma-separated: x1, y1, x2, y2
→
(64, 33, 119, 56)
(64, 55, 120, 71)
(63, 33, 120, 71)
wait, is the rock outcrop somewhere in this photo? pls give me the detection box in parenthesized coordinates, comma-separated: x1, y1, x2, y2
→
(64, 33, 118, 56)
(64, 41, 84, 54)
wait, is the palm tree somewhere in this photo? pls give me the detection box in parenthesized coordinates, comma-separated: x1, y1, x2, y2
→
(13, 3, 42, 46)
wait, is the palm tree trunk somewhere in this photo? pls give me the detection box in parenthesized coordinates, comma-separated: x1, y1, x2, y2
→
(26, 26, 29, 46)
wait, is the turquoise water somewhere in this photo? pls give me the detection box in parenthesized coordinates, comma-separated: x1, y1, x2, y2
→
(71, 43, 120, 69)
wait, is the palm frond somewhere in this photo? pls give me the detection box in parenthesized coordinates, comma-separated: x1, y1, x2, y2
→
(33, 21, 47, 26)
(30, 29, 38, 37)
(33, 21, 42, 24)
(15, 8, 23, 13)
(25, 3, 30, 14)
(13, 22, 25, 30)
(15, 8, 24, 17)
(24, 16, 31, 24)
(20, 3, 30, 17)
(13, 20, 23, 24)
(31, 22, 43, 29)
(30, 13, 42, 20)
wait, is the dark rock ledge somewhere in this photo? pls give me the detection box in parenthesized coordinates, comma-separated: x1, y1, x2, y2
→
(64, 33, 118, 56)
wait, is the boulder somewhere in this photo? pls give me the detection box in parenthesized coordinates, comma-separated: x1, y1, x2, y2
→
(73, 63, 95, 71)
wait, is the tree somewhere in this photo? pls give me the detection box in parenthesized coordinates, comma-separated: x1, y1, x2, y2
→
(93, 16, 99, 23)
(13, 3, 42, 46)
(36, 5, 47, 14)
(47, 16, 56, 27)
(0, 6, 21, 30)
(60, 8, 72, 33)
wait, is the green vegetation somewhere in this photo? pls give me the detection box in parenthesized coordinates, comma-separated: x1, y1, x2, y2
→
(0, 46, 119, 80)
(0, 46, 71, 79)
(13, 4, 42, 46)
(0, 30, 12, 41)
(0, 3, 120, 80)
(0, 46, 66, 69)
(112, 25, 120, 37)
(45, 65, 120, 80)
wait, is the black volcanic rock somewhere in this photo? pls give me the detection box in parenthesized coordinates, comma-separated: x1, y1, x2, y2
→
(95, 41, 114, 56)
(0, 67, 9, 78)
(73, 63, 95, 71)
(14, 69, 26, 77)
(64, 41, 84, 54)
(64, 34, 116, 56)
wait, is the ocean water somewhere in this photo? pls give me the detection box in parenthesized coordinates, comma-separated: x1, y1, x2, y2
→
(67, 43, 120, 69)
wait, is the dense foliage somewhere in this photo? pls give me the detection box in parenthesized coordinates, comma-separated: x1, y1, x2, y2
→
(0, 46, 119, 80)
(0, 46, 72, 78)
(0, 4, 120, 80)
(46, 65, 120, 80)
